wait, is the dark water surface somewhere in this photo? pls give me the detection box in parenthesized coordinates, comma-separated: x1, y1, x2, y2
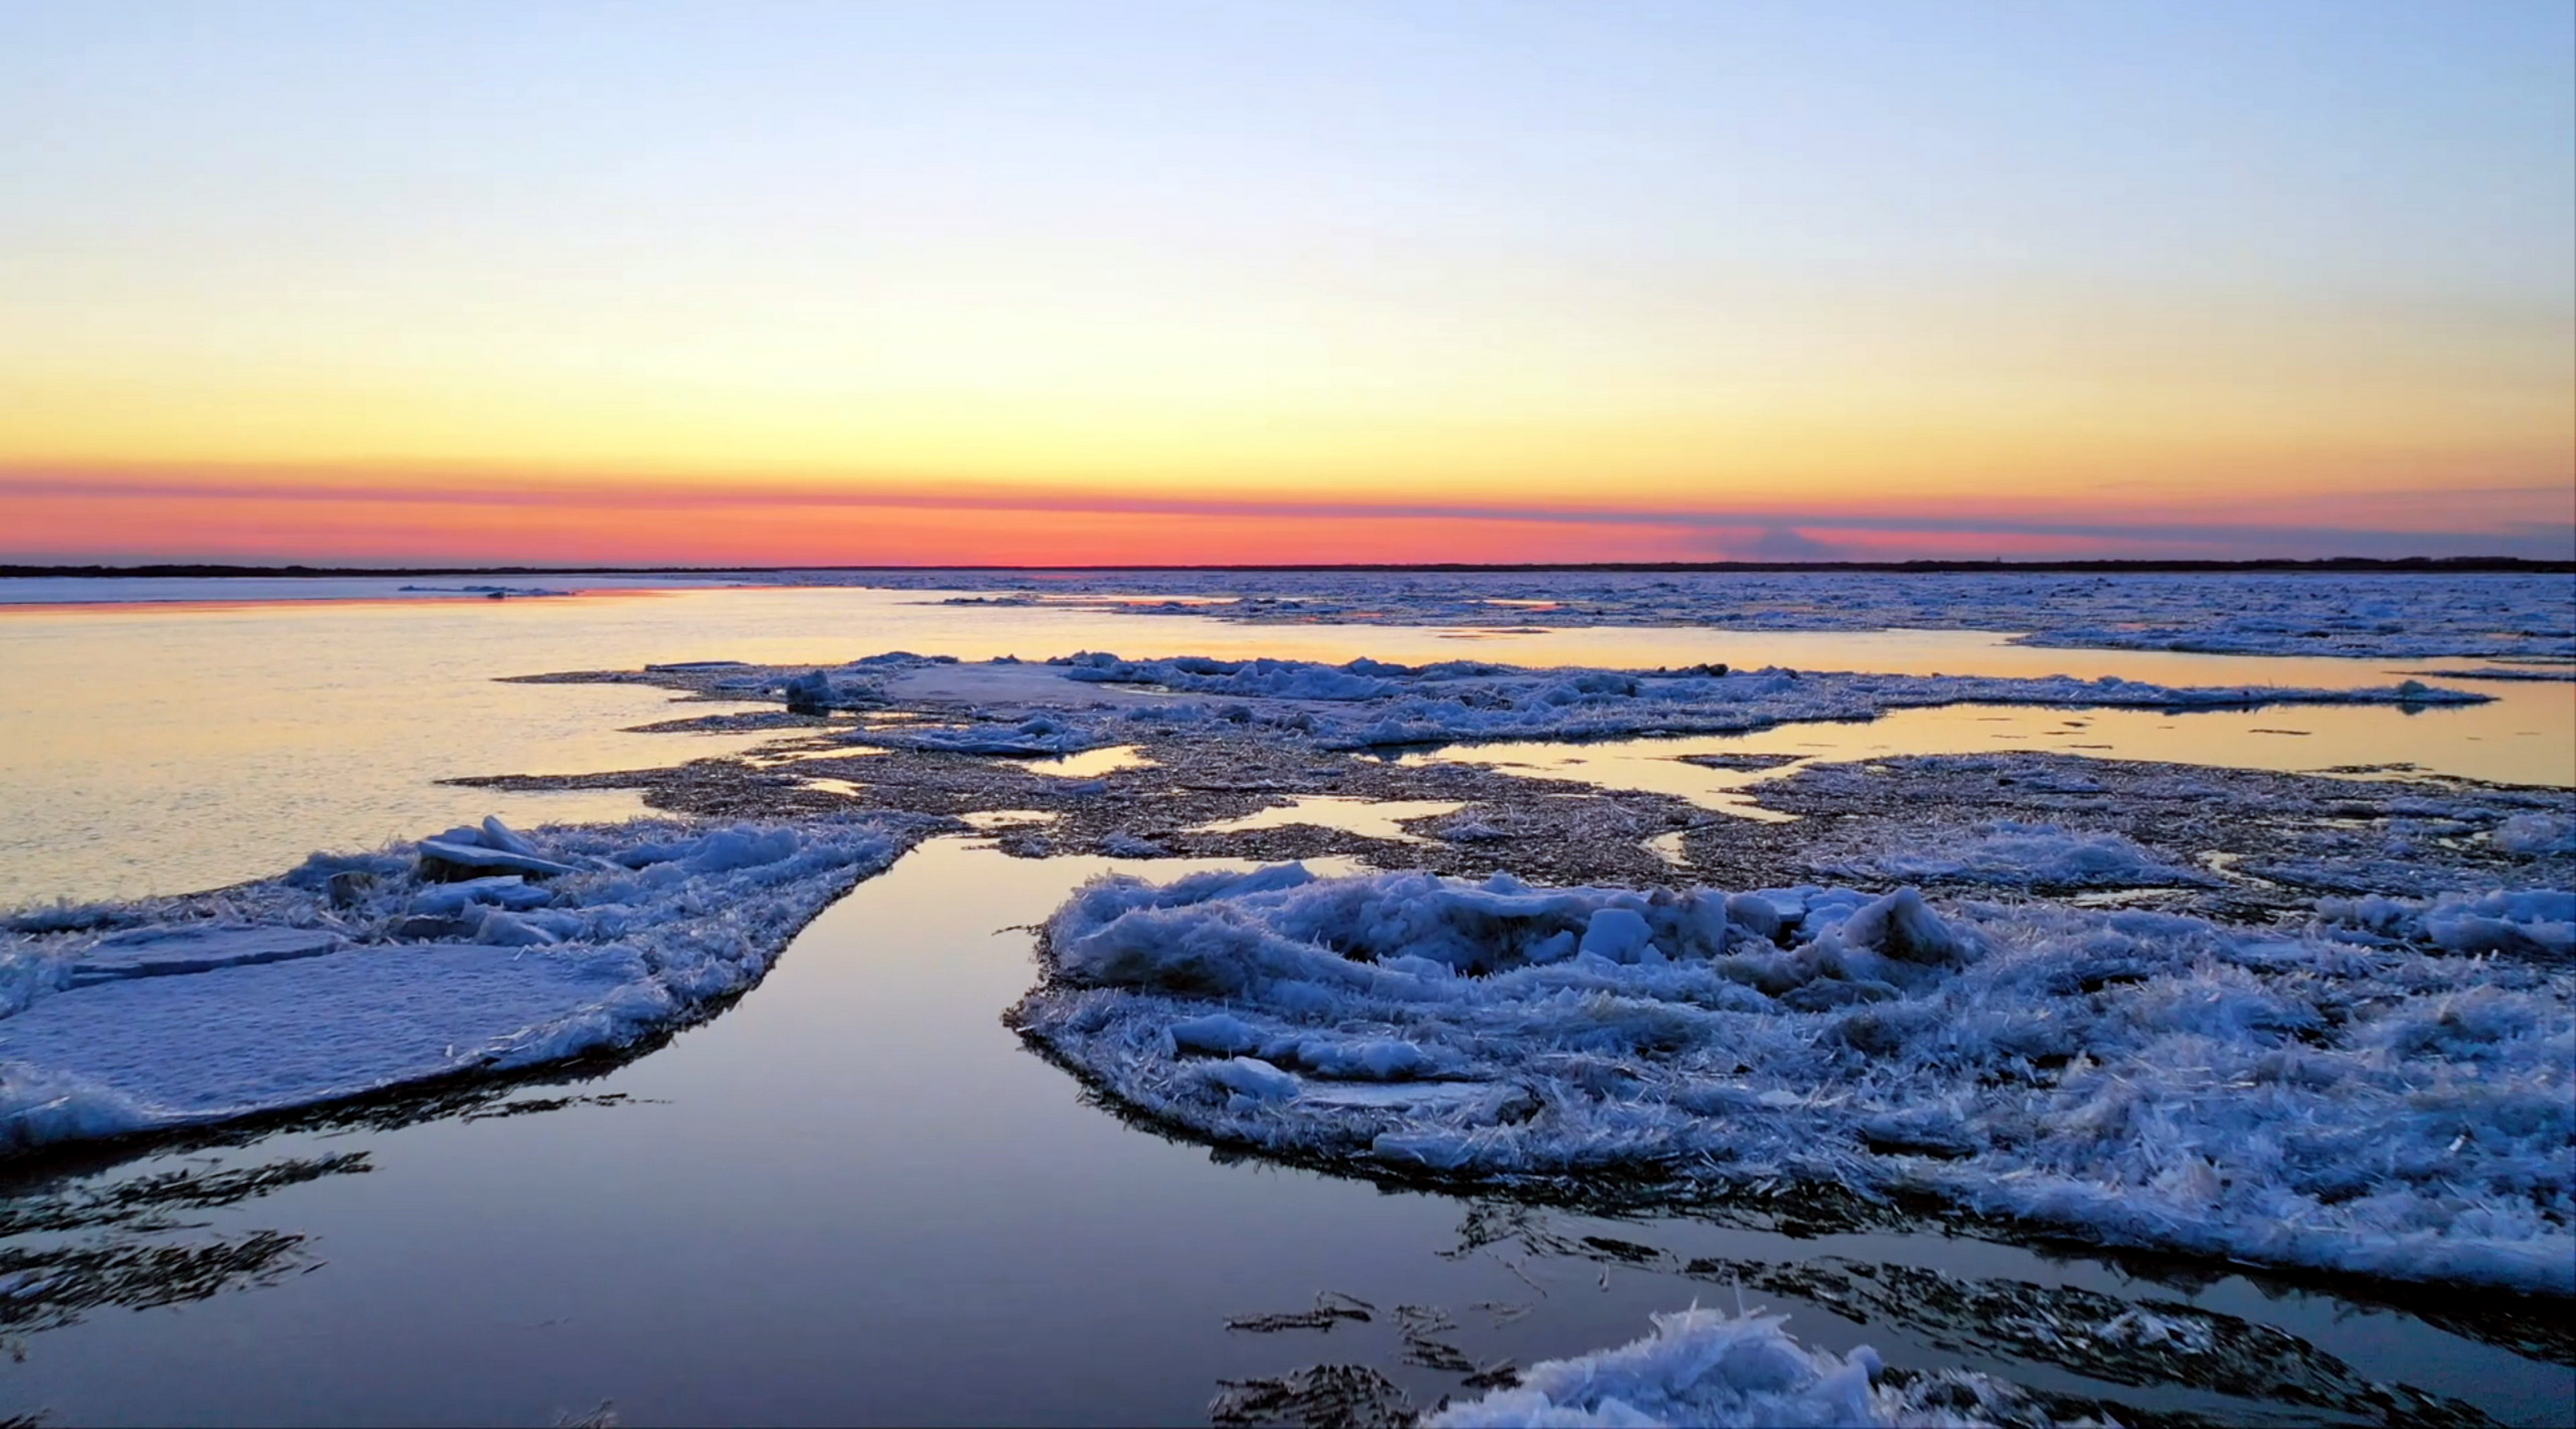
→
(1, 839, 2565, 1426)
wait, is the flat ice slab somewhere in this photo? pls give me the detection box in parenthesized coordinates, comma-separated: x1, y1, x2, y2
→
(7, 941, 638, 1123)
(69, 925, 341, 986)
(1012, 863, 2576, 1294)
(1, 814, 926, 1153)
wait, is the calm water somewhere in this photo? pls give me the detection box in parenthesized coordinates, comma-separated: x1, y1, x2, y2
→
(1, 583, 2569, 1425)
(1, 583, 2565, 906)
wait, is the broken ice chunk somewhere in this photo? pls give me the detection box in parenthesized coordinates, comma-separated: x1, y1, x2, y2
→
(71, 926, 342, 987)
(416, 840, 581, 881)
(1577, 907, 1656, 963)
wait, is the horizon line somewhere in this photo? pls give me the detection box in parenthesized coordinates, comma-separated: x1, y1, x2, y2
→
(8, 556, 2573, 578)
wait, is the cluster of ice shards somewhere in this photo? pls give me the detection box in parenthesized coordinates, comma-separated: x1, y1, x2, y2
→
(0, 814, 925, 1153)
(1011, 865, 2575, 1293)
(824, 569, 2576, 663)
(1425, 1307, 2066, 1429)
(802, 653, 2479, 756)
(2495, 813, 2576, 856)
(2316, 888, 2576, 959)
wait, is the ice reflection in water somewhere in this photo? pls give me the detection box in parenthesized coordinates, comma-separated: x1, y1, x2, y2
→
(1010, 743, 1157, 779)
(960, 809, 1061, 831)
(1643, 830, 1694, 867)
(0, 839, 2560, 1426)
(746, 747, 891, 774)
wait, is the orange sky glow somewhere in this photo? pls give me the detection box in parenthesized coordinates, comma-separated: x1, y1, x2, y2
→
(5, 5, 2570, 565)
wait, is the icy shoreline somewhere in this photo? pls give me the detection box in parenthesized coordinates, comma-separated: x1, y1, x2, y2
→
(1012, 864, 2576, 1295)
(0, 814, 929, 1153)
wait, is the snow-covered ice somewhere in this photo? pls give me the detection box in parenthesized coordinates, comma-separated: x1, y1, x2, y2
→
(0, 814, 926, 1152)
(711, 651, 2486, 759)
(1012, 864, 2576, 1293)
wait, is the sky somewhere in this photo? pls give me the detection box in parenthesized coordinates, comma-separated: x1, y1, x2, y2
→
(4, 0, 2570, 565)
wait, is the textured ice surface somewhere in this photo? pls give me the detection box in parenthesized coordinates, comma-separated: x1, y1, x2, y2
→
(823, 569, 2576, 662)
(1746, 752, 2576, 919)
(1012, 865, 2575, 1292)
(1424, 1306, 2061, 1428)
(0, 814, 925, 1152)
(2317, 888, 2575, 958)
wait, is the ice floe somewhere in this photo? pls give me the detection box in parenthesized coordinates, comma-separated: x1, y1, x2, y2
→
(1012, 864, 2576, 1293)
(0, 814, 926, 1152)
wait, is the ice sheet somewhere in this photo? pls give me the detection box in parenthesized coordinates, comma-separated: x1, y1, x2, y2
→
(762, 651, 2487, 759)
(0, 814, 927, 1152)
(1013, 864, 2576, 1293)
(824, 569, 2576, 663)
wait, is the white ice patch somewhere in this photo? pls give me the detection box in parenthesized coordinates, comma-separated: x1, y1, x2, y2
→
(0, 814, 924, 1152)
(1424, 1306, 2054, 1429)
(1013, 866, 2576, 1293)
(1822, 821, 2210, 889)
(819, 653, 2489, 760)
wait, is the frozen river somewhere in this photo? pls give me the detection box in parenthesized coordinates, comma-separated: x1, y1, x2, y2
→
(0, 574, 2569, 1425)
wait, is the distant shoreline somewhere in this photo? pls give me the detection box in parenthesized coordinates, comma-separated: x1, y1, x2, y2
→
(6, 557, 2571, 579)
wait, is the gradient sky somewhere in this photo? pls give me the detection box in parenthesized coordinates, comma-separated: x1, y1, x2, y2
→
(4, 0, 2570, 564)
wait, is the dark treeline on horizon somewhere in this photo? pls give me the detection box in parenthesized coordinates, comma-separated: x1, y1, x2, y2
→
(4, 556, 2572, 579)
